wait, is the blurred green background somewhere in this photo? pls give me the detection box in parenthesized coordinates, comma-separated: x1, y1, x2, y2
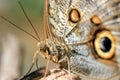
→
(0, 0, 56, 76)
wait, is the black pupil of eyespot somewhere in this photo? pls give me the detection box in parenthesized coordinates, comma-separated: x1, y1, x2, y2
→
(100, 37, 111, 52)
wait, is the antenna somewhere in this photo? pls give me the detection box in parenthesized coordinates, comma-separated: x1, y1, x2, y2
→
(0, 16, 39, 41)
(18, 0, 40, 41)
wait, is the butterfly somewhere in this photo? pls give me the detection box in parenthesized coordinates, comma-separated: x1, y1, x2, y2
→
(43, 0, 120, 80)
(1, 0, 120, 80)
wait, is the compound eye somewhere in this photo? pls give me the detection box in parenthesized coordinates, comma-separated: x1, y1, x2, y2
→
(69, 9, 81, 23)
(94, 30, 116, 59)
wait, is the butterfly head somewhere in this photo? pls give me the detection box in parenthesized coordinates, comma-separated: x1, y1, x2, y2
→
(39, 39, 68, 63)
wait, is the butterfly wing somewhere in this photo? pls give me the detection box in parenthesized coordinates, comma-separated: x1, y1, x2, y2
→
(48, 0, 120, 79)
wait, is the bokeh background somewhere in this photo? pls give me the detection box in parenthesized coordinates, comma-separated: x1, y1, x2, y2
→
(0, 0, 56, 78)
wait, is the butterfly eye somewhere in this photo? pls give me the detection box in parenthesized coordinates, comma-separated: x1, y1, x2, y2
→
(69, 9, 81, 23)
(94, 30, 116, 59)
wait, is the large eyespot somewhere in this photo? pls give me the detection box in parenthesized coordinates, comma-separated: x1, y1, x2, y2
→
(94, 30, 116, 59)
(69, 9, 81, 23)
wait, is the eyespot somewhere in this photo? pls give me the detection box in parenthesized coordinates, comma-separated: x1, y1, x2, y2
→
(91, 15, 102, 25)
(94, 30, 116, 59)
(69, 9, 81, 23)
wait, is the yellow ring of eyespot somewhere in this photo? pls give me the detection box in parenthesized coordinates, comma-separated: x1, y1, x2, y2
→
(94, 30, 116, 59)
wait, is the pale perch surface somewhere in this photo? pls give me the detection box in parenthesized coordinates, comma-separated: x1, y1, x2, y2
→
(20, 67, 80, 80)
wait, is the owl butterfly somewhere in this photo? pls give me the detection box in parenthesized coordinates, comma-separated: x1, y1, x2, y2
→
(43, 0, 120, 80)
(1, 0, 120, 80)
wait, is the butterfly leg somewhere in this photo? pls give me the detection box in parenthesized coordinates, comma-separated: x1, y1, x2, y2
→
(25, 50, 39, 75)
(44, 56, 50, 78)
(66, 57, 73, 80)
(35, 56, 39, 69)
